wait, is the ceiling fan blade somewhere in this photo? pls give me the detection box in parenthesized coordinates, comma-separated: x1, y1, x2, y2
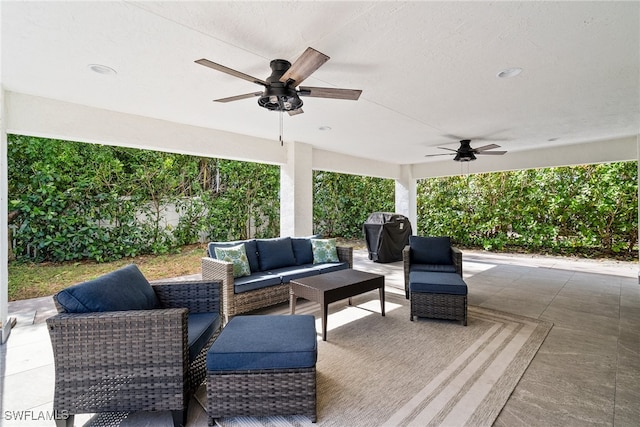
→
(195, 58, 267, 86)
(214, 91, 263, 103)
(438, 147, 459, 152)
(425, 153, 455, 157)
(288, 108, 304, 116)
(298, 86, 362, 100)
(279, 47, 329, 86)
(472, 144, 501, 152)
(477, 150, 507, 155)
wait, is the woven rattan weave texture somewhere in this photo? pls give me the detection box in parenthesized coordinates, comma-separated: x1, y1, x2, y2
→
(410, 292, 468, 325)
(207, 367, 317, 425)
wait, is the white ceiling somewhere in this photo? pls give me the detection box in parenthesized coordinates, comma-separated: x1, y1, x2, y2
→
(1, 1, 639, 166)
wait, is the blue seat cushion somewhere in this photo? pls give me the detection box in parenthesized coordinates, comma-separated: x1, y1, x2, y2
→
(409, 271, 467, 295)
(207, 315, 317, 371)
(233, 274, 282, 294)
(267, 265, 320, 283)
(256, 237, 296, 271)
(410, 263, 457, 274)
(188, 312, 221, 362)
(316, 261, 350, 274)
(54, 264, 160, 313)
(409, 236, 453, 266)
(208, 240, 260, 273)
(409, 271, 468, 295)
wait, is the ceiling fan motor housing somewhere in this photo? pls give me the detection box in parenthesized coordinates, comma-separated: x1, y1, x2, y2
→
(454, 139, 476, 161)
(257, 59, 303, 111)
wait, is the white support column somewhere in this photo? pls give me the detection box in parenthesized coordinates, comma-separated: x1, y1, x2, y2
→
(637, 135, 639, 284)
(395, 164, 418, 235)
(1, 87, 13, 344)
(280, 141, 313, 237)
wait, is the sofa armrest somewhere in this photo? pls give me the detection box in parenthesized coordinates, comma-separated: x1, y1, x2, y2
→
(451, 247, 463, 276)
(153, 280, 222, 314)
(336, 245, 353, 268)
(47, 308, 188, 412)
(201, 257, 235, 323)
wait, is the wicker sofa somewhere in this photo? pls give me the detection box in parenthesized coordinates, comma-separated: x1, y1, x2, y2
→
(202, 236, 353, 323)
(47, 264, 222, 427)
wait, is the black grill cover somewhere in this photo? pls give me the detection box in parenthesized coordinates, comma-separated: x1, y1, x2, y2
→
(363, 212, 412, 263)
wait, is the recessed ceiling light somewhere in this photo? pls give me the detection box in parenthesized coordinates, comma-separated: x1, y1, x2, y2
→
(88, 64, 117, 75)
(497, 67, 522, 78)
(318, 126, 332, 131)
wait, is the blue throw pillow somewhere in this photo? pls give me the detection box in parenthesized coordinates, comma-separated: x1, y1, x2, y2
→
(291, 236, 318, 265)
(409, 236, 453, 265)
(54, 264, 160, 313)
(256, 237, 296, 271)
(208, 240, 259, 273)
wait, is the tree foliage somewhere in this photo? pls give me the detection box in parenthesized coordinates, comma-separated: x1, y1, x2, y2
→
(417, 163, 638, 256)
(313, 171, 395, 237)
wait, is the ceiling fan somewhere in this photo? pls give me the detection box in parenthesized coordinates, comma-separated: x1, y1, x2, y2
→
(425, 139, 507, 162)
(195, 47, 362, 116)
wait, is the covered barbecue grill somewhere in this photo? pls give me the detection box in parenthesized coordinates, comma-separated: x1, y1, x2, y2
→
(363, 212, 412, 263)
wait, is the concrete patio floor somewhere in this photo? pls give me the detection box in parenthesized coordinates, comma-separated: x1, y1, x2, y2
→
(1, 249, 639, 426)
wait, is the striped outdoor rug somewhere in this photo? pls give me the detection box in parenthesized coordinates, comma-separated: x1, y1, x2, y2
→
(200, 291, 552, 427)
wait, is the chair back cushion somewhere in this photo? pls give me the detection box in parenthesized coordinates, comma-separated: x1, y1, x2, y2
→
(54, 264, 160, 313)
(291, 236, 319, 265)
(256, 237, 296, 271)
(409, 236, 453, 265)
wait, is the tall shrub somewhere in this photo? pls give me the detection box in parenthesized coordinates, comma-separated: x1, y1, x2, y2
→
(417, 162, 638, 256)
(313, 171, 395, 238)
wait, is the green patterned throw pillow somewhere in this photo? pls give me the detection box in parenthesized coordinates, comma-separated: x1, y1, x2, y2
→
(214, 244, 252, 278)
(311, 238, 339, 264)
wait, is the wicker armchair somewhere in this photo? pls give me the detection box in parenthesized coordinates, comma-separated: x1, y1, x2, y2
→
(403, 236, 463, 299)
(202, 244, 353, 324)
(403, 236, 467, 325)
(47, 265, 222, 427)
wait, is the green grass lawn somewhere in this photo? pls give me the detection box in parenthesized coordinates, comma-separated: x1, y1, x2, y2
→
(8, 243, 207, 301)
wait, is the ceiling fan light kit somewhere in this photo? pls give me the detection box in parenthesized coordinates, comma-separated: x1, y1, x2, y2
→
(196, 47, 362, 117)
(257, 60, 304, 112)
(454, 151, 476, 162)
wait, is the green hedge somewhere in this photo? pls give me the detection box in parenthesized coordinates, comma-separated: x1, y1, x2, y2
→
(8, 135, 279, 262)
(417, 163, 638, 256)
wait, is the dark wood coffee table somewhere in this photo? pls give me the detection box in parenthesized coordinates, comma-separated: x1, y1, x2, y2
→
(289, 269, 385, 341)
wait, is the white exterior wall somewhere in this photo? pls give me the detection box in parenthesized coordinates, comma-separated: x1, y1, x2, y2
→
(1, 88, 10, 343)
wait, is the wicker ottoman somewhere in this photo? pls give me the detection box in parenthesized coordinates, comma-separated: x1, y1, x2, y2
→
(409, 271, 468, 325)
(206, 315, 317, 425)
